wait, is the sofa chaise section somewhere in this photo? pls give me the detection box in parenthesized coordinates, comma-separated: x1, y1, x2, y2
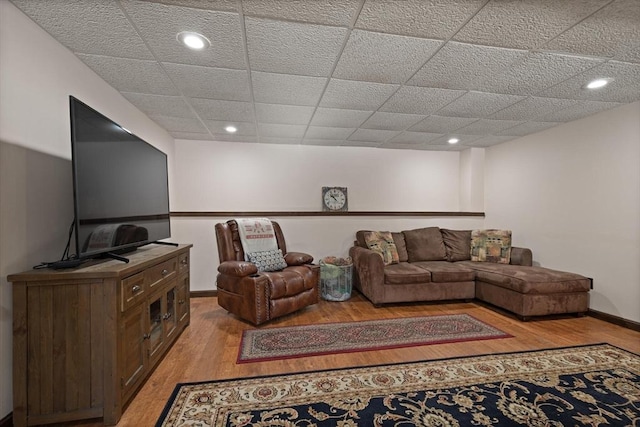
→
(461, 261, 591, 320)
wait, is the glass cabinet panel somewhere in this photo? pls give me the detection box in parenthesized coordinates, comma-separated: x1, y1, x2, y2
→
(164, 287, 177, 338)
(148, 295, 163, 355)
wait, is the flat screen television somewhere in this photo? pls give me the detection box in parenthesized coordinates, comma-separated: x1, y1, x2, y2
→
(70, 96, 171, 260)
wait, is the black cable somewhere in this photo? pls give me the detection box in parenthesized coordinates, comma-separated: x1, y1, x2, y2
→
(61, 218, 76, 261)
(33, 218, 80, 269)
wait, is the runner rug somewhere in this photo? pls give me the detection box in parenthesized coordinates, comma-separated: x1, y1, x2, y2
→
(156, 343, 640, 426)
(237, 314, 511, 363)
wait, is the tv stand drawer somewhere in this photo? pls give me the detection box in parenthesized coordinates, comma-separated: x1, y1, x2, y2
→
(122, 272, 146, 311)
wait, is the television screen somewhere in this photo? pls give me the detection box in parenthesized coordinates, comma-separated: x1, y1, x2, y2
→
(70, 96, 171, 259)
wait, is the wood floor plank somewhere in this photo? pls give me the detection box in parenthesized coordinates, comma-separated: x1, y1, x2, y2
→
(66, 292, 640, 426)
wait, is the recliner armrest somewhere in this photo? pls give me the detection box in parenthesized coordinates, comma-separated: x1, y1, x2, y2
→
(218, 261, 259, 277)
(284, 252, 314, 266)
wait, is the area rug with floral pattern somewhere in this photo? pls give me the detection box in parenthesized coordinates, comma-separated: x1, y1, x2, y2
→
(237, 314, 511, 363)
(156, 343, 640, 426)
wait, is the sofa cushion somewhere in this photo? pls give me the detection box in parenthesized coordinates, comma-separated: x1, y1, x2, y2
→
(441, 229, 471, 261)
(363, 231, 399, 265)
(391, 232, 409, 262)
(471, 229, 512, 264)
(403, 227, 447, 262)
(412, 261, 476, 283)
(384, 262, 431, 285)
(459, 262, 590, 294)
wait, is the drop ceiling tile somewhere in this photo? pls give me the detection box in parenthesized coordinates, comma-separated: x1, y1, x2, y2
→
(463, 135, 517, 147)
(121, 1, 245, 69)
(378, 141, 428, 150)
(360, 112, 426, 131)
(163, 63, 250, 101)
(348, 129, 400, 142)
(429, 134, 483, 145)
(189, 98, 254, 122)
(211, 134, 258, 143)
(310, 108, 373, 128)
(203, 120, 256, 136)
(76, 54, 178, 95)
(252, 72, 327, 106)
(477, 52, 603, 96)
(255, 103, 315, 125)
(242, 0, 361, 26)
(388, 132, 443, 144)
(356, 0, 485, 40)
(537, 100, 624, 122)
(303, 139, 350, 147)
(543, 0, 640, 63)
(149, 115, 208, 133)
(380, 86, 467, 115)
(245, 17, 347, 76)
(489, 97, 581, 121)
(498, 121, 559, 136)
(539, 61, 640, 103)
(138, 0, 238, 12)
(408, 42, 526, 90)
(319, 79, 399, 110)
(456, 119, 526, 135)
(11, 0, 154, 59)
(421, 144, 461, 151)
(259, 137, 302, 145)
(121, 93, 194, 118)
(408, 115, 479, 133)
(305, 126, 356, 140)
(340, 140, 383, 148)
(453, 0, 609, 49)
(333, 30, 442, 84)
(436, 92, 526, 118)
(171, 131, 212, 140)
(258, 123, 307, 138)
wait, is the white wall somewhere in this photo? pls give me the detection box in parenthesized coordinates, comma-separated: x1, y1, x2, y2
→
(171, 140, 485, 291)
(0, 2, 176, 419)
(459, 147, 485, 212)
(485, 101, 640, 323)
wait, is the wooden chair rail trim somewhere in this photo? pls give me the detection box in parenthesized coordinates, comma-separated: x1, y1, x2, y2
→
(171, 211, 485, 218)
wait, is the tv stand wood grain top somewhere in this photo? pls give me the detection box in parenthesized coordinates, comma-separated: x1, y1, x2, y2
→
(8, 243, 192, 427)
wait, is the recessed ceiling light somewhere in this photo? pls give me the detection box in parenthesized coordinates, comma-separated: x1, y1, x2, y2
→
(448, 137, 459, 144)
(225, 125, 237, 133)
(176, 31, 210, 50)
(585, 78, 613, 90)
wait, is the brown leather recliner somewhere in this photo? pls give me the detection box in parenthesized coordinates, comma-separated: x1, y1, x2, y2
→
(215, 220, 320, 325)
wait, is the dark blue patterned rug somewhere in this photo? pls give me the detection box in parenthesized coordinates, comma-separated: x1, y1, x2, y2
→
(157, 343, 640, 426)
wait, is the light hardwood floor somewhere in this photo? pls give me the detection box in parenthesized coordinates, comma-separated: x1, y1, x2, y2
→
(77, 293, 640, 426)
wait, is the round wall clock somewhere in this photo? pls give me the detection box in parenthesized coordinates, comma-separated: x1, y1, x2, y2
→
(322, 187, 348, 212)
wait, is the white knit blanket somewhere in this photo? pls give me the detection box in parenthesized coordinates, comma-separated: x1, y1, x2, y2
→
(235, 218, 278, 261)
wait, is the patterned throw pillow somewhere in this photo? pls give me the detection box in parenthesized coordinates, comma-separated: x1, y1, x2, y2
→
(471, 229, 512, 264)
(248, 249, 288, 272)
(363, 231, 399, 265)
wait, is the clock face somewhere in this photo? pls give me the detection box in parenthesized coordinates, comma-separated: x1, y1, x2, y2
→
(322, 187, 348, 211)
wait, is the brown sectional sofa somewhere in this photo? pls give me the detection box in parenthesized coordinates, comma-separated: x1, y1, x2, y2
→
(349, 227, 591, 320)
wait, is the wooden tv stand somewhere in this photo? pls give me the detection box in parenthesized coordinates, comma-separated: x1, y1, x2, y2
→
(8, 243, 192, 426)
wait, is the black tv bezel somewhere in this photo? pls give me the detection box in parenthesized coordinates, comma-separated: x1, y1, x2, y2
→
(69, 96, 171, 260)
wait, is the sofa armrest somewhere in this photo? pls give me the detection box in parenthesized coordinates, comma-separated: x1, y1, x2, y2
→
(349, 246, 385, 304)
(285, 251, 314, 266)
(510, 247, 533, 266)
(217, 260, 259, 277)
